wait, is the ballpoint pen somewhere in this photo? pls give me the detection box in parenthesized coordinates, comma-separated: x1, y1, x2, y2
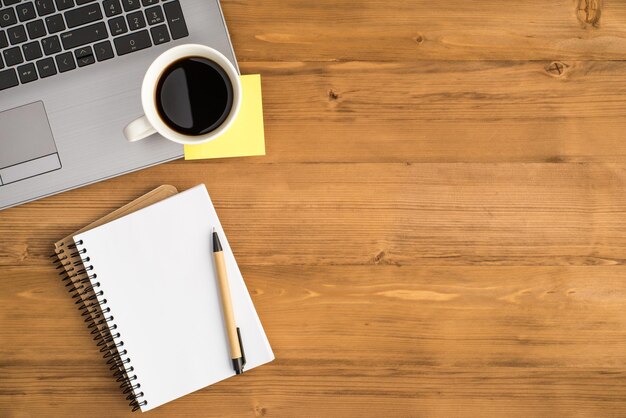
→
(212, 227, 246, 374)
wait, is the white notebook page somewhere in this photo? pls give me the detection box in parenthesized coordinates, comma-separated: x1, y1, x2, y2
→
(74, 185, 274, 412)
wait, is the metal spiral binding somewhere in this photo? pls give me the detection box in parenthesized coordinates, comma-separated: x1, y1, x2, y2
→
(53, 240, 147, 412)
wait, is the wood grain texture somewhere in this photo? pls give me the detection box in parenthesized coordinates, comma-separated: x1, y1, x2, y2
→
(2, 0, 626, 416)
(240, 60, 626, 163)
(225, 0, 626, 61)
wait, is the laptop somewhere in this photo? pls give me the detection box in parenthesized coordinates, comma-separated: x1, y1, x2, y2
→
(0, 0, 238, 211)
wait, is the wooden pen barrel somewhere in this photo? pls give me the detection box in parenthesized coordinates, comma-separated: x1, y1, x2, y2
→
(213, 250, 242, 359)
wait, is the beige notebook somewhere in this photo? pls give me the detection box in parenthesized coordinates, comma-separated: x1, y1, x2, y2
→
(57, 184, 274, 412)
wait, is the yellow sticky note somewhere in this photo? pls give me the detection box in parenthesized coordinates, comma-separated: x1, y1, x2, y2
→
(184, 74, 265, 160)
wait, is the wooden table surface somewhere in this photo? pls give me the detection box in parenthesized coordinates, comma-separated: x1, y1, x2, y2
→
(3, 1, 626, 416)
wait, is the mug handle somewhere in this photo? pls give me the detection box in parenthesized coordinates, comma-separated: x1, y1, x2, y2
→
(124, 115, 157, 142)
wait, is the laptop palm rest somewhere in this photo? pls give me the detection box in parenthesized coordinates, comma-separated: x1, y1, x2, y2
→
(0, 101, 61, 186)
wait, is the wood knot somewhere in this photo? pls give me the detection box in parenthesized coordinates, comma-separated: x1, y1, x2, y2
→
(370, 250, 400, 266)
(254, 404, 267, 417)
(328, 89, 339, 101)
(577, 0, 602, 27)
(372, 250, 385, 264)
(414, 34, 424, 44)
(545, 61, 568, 77)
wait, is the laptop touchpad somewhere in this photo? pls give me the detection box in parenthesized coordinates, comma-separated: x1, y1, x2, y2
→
(0, 101, 61, 186)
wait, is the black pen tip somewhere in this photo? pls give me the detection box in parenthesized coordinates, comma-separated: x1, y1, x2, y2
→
(212, 229, 223, 252)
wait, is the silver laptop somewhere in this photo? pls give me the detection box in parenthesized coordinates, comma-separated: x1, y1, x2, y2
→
(0, 0, 237, 211)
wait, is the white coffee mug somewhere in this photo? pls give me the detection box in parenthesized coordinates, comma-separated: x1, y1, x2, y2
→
(124, 44, 242, 145)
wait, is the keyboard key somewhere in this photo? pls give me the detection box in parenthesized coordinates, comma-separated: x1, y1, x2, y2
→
(64, 3, 102, 28)
(74, 46, 96, 67)
(108, 16, 126, 35)
(22, 41, 42, 60)
(113, 29, 150, 55)
(163, 1, 187, 40)
(121, 0, 139, 12)
(60, 21, 106, 49)
(7, 25, 26, 45)
(74, 46, 94, 67)
(3, 45, 23, 65)
(149, 23, 168, 45)
(36, 56, 56, 77)
(41, 35, 61, 54)
(142, 0, 158, 5)
(26, 19, 46, 39)
(55, 0, 75, 11)
(0, 8, 17, 27)
(4, 0, 22, 5)
(17, 62, 37, 83)
(93, 40, 113, 61)
(55, 50, 74, 72)
(76, 53, 94, 66)
(35, 0, 56, 16)
(0, 54, 3, 69)
(0, 30, 7, 48)
(16, 2, 36, 22)
(144, 5, 163, 25)
(103, 0, 121, 17)
(76, 0, 97, 4)
(0, 68, 18, 90)
(45, 13, 64, 33)
(74, 44, 89, 57)
(126, 10, 144, 30)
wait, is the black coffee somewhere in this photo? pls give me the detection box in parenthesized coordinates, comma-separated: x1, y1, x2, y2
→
(155, 57, 233, 136)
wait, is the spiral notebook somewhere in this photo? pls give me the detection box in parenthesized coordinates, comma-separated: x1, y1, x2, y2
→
(65, 185, 274, 412)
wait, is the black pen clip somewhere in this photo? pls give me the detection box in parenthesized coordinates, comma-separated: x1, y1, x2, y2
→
(236, 327, 246, 367)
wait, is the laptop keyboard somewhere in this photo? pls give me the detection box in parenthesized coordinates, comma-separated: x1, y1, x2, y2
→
(0, 0, 188, 91)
